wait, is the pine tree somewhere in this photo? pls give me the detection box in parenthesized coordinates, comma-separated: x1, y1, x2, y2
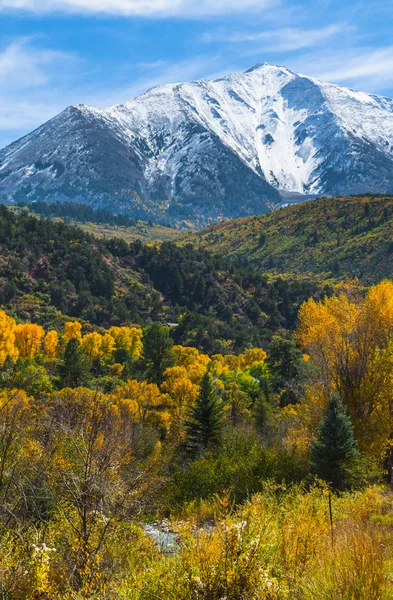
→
(185, 372, 226, 459)
(60, 338, 91, 388)
(311, 394, 358, 491)
(141, 322, 174, 385)
(91, 356, 104, 377)
(194, 275, 206, 303)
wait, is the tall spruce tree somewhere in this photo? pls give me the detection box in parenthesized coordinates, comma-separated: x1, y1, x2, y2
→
(311, 394, 358, 491)
(140, 322, 174, 386)
(60, 338, 91, 388)
(185, 372, 226, 459)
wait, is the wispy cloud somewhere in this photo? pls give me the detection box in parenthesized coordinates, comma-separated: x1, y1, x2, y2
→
(0, 39, 224, 149)
(203, 23, 352, 52)
(285, 45, 393, 93)
(0, 37, 74, 88)
(0, 38, 80, 147)
(0, 0, 276, 17)
(92, 54, 227, 107)
(317, 46, 393, 85)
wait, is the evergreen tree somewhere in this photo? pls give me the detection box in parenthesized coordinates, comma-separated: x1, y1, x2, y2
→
(91, 357, 104, 378)
(114, 348, 132, 365)
(140, 322, 174, 385)
(185, 372, 226, 458)
(267, 335, 305, 405)
(194, 275, 206, 303)
(311, 394, 358, 491)
(172, 267, 184, 297)
(60, 338, 91, 388)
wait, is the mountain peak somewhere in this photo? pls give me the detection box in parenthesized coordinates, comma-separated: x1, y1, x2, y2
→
(244, 62, 294, 75)
(245, 62, 271, 72)
(1, 65, 393, 227)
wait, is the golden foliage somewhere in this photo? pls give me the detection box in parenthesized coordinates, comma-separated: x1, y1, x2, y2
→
(14, 323, 45, 359)
(239, 347, 268, 368)
(172, 345, 210, 383)
(297, 280, 393, 451)
(163, 365, 199, 411)
(81, 331, 103, 358)
(211, 353, 230, 377)
(100, 332, 116, 357)
(211, 348, 267, 375)
(44, 330, 59, 359)
(62, 321, 82, 343)
(3, 284, 393, 599)
(113, 379, 170, 421)
(109, 326, 143, 359)
(0, 310, 18, 366)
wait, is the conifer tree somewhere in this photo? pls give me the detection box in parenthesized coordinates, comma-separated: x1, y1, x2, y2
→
(141, 322, 174, 385)
(60, 338, 91, 388)
(311, 394, 358, 491)
(185, 372, 225, 458)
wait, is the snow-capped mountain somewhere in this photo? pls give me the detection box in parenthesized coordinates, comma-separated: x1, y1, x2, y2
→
(2, 62, 393, 226)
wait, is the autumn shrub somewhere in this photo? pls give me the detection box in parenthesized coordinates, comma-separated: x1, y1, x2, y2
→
(0, 532, 33, 599)
(167, 428, 276, 507)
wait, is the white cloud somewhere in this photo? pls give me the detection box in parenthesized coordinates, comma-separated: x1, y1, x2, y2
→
(285, 45, 393, 93)
(203, 23, 351, 52)
(0, 39, 224, 149)
(0, 0, 275, 17)
(317, 46, 393, 85)
(0, 38, 73, 88)
(0, 38, 80, 148)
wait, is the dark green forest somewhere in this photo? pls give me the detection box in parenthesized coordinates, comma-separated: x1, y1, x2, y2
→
(0, 205, 323, 353)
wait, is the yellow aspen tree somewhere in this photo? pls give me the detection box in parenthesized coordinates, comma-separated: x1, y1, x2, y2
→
(162, 365, 199, 411)
(0, 389, 30, 492)
(364, 279, 393, 344)
(100, 333, 116, 358)
(44, 330, 59, 359)
(239, 348, 268, 368)
(81, 332, 103, 359)
(297, 280, 393, 451)
(63, 321, 82, 343)
(225, 354, 242, 371)
(113, 379, 169, 422)
(172, 345, 210, 383)
(172, 345, 200, 366)
(187, 355, 210, 384)
(45, 388, 133, 583)
(0, 310, 18, 366)
(109, 326, 143, 359)
(210, 354, 229, 377)
(14, 323, 45, 359)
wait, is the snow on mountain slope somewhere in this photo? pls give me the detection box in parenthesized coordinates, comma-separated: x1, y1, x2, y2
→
(1, 62, 393, 226)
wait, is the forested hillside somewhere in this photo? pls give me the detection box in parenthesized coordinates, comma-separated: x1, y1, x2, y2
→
(20, 201, 183, 244)
(184, 195, 393, 284)
(0, 206, 322, 353)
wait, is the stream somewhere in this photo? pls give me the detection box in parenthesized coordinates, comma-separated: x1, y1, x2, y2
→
(143, 523, 180, 553)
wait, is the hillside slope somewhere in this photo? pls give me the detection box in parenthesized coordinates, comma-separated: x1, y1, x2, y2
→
(0, 206, 321, 353)
(2, 64, 393, 225)
(183, 195, 393, 284)
(20, 201, 184, 244)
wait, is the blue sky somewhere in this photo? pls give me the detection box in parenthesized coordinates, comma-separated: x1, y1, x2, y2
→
(0, 0, 392, 149)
